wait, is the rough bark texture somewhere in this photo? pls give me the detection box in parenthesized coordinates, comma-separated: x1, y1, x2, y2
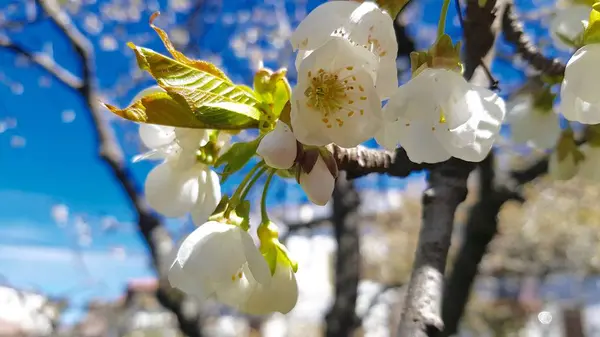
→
(396, 160, 474, 337)
(437, 154, 524, 337)
(325, 173, 362, 337)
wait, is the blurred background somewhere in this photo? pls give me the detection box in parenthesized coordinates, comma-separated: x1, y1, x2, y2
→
(1, 0, 598, 336)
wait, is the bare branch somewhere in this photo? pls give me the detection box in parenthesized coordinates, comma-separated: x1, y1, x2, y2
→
(502, 0, 566, 77)
(331, 145, 431, 180)
(0, 35, 83, 89)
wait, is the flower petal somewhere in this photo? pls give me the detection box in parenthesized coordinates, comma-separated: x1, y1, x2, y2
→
(299, 156, 335, 206)
(384, 118, 451, 164)
(239, 230, 271, 286)
(508, 96, 561, 150)
(257, 121, 298, 169)
(139, 124, 176, 150)
(239, 261, 298, 315)
(175, 128, 210, 150)
(375, 59, 399, 100)
(326, 70, 383, 148)
(168, 259, 213, 301)
(191, 169, 221, 226)
(445, 87, 506, 162)
(144, 161, 201, 217)
(289, 1, 359, 51)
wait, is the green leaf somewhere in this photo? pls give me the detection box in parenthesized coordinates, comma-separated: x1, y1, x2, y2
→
(129, 44, 259, 107)
(124, 43, 263, 129)
(583, 6, 600, 45)
(103, 91, 211, 128)
(149, 12, 231, 82)
(216, 137, 262, 182)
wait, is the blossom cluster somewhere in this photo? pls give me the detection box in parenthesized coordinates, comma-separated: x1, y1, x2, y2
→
(115, 0, 600, 317)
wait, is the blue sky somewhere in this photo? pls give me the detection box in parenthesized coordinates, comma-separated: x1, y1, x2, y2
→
(0, 0, 572, 325)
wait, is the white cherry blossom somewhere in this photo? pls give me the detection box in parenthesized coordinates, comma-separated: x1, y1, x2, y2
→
(550, 4, 590, 51)
(506, 94, 561, 150)
(257, 121, 298, 169)
(168, 221, 272, 308)
(238, 259, 298, 315)
(376, 68, 506, 163)
(291, 1, 398, 99)
(299, 155, 335, 206)
(291, 36, 382, 148)
(559, 43, 600, 124)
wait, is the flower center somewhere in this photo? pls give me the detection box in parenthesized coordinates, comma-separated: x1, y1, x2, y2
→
(230, 268, 245, 282)
(303, 68, 365, 129)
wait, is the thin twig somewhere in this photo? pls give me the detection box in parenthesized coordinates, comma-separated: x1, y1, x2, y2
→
(501, 0, 566, 77)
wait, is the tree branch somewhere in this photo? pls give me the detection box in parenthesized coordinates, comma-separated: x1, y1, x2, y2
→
(438, 154, 524, 337)
(501, 0, 566, 77)
(397, 0, 503, 335)
(0, 35, 83, 89)
(331, 145, 431, 180)
(325, 173, 362, 337)
(25, 1, 205, 335)
(397, 159, 475, 337)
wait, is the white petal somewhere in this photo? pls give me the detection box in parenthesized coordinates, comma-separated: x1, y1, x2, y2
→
(375, 59, 399, 100)
(239, 230, 271, 286)
(445, 87, 506, 162)
(326, 70, 383, 148)
(295, 50, 313, 71)
(144, 161, 202, 217)
(291, 93, 333, 147)
(577, 145, 600, 182)
(131, 85, 166, 104)
(239, 261, 298, 315)
(563, 44, 600, 100)
(257, 121, 298, 169)
(168, 259, 213, 300)
(508, 97, 561, 150)
(197, 224, 252, 282)
(191, 169, 221, 226)
(289, 1, 358, 51)
(217, 132, 233, 155)
(139, 124, 176, 149)
(550, 5, 589, 51)
(560, 88, 600, 125)
(299, 156, 335, 206)
(175, 128, 210, 150)
(346, 1, 399, 97)
(214, 264, 259, 308)
(383, 118, 451, 164)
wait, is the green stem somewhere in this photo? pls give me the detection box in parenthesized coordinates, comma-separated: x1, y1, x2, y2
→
(437, 0, 451, 39)
(239, 166, 269, 201)
(225, 162, 264, 216)
(260, 170, 276, 223)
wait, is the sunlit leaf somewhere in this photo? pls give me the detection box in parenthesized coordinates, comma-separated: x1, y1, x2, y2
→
(149, 12, 231, 82)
